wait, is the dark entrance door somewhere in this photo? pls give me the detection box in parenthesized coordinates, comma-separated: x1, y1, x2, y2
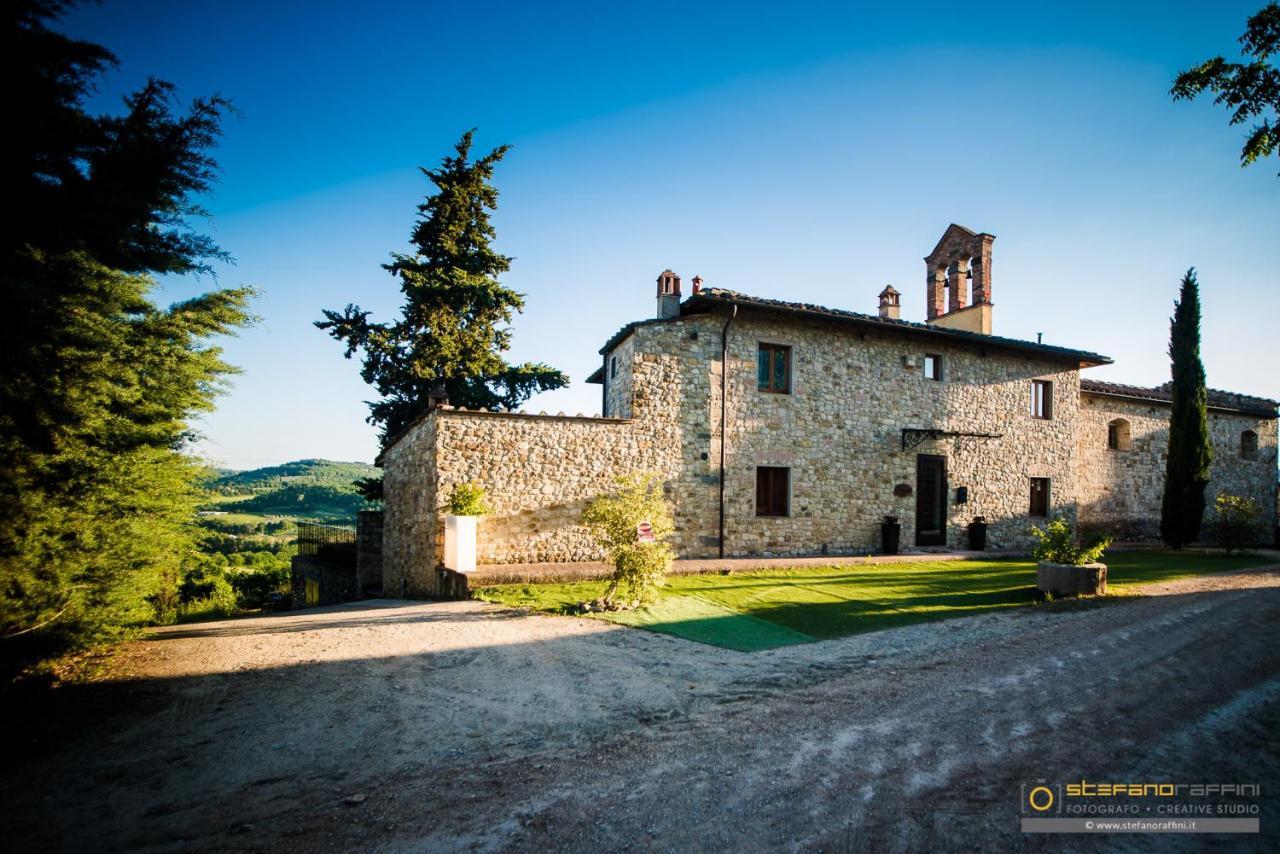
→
(916, 455, 948, 547)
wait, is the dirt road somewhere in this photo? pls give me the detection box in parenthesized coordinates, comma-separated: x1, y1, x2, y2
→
(7, 567, 1280, 852)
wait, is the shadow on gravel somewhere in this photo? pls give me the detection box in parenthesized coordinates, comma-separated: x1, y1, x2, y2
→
(4, 581, 1278, 853)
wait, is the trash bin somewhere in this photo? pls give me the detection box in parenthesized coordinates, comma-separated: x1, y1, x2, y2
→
(968, 516, 988, 551)
(881, 515, 901, 555)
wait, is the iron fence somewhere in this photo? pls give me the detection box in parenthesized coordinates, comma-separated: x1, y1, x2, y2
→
(297, 522, 357, 569)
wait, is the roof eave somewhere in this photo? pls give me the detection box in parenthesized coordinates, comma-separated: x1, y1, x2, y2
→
(1081, 387, 1278, 418)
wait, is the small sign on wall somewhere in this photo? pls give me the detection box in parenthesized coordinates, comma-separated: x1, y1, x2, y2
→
(636, 521, 655, 543)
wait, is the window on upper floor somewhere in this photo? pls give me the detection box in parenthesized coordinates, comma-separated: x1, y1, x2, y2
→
(610, 355, 618, 378)
(757, 343, 791, 394)
(923, 353, 942, 381)
(756, 466, 791, 517)
(1108, 418, 1131, 451)
(1241, 430, 1259, 461)
(1031, 380, 1053, 420)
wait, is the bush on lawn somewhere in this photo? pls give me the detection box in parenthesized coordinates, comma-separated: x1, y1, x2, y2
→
(581, 472, 674, 608)
(1030, 517, 1111, 566)
(1206, 493, 1264, 555)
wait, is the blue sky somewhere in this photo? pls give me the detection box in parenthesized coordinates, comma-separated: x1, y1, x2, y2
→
(63, 0, 1277, 469)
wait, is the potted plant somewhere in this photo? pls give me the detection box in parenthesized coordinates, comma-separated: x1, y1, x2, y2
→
(444, 483, 489, 574)
(1031, 517, 1112, 596)
(881, 515, 901, 555)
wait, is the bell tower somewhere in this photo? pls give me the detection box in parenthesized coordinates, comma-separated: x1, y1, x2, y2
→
(923, 224, 995, 334)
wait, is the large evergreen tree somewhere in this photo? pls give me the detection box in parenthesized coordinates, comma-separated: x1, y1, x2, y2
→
(1159, 269, 1213, 548)
(318, 131, 567, 462)
(1, 1, 252, 672)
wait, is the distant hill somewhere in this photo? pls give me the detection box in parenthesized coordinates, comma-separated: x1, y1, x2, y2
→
(206, 459, 379, 520)
(211, 459, 378, 494)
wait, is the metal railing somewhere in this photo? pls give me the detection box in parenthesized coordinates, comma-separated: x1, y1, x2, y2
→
(297, 522, 357, 569)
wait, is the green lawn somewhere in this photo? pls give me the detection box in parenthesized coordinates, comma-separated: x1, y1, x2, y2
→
(473, 551, 1276, 652)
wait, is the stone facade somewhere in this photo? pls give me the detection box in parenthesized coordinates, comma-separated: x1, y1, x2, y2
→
(713, 312, 1084, 554)
(1076, 391, 1278, 539)
(380, 226, 1279, 595)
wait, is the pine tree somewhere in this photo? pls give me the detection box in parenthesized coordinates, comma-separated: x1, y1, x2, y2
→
(1160, 269, 1213, 548)
(318, 131, 568, 464)
(1, 2, 252, 672)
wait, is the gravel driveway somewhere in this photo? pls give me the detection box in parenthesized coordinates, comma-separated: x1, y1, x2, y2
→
(7, 565, 1280, 852)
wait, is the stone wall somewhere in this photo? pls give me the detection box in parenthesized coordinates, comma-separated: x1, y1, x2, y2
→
(1077, 393, 1278, 538)
(356, 510, 384, 593)
(382, 412, 439, 597)
(290, 555, 358, 608)
(603, 333, 636, 419)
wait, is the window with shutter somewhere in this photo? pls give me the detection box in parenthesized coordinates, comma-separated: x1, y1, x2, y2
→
(1031, 380, 1053, 419)
(755, 467, 790, 517)
(757, 344, 791, 394)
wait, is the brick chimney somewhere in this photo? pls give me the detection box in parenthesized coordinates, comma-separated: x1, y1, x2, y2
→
(877, 285, 901, 320)
(656, 269, 681, 319)
(923, 224, 995, 335)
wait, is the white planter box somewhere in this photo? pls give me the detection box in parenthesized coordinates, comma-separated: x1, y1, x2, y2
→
(444, 515, 478, 573)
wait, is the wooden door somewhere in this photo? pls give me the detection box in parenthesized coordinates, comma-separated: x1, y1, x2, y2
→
(916, 455, 948, 546)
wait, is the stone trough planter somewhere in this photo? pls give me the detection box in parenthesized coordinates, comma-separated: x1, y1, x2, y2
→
(1036, 560, 1107, 597)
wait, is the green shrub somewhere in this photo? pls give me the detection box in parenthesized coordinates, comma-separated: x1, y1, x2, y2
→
(178, 574, 237, 621)
(227, 564, 291, 609)
(581, 472, 675, 608)
(1206, 493, 1264, 555)
(446, 482, 490, 516)
(1030, 517, 1112, 566)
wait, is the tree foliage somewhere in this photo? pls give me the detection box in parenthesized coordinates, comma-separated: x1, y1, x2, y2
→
(1206, 493, 1265, 554)
(317, 131, 568, 459)
(580, 473, 675, 608)
(1030, 517, 1111, 566)
(1172, 2, 1280, 174)
(1, 2, 252, 675)
(1160, 270, 1213, 548)
(445, 483, 490, 516)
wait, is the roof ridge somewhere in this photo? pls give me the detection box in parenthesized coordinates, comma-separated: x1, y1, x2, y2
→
(689, 288, 1110, 365)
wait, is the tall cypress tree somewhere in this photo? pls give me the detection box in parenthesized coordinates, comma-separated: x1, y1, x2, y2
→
(1160, 269, 1213, 548)
(318, 130, 568, 467)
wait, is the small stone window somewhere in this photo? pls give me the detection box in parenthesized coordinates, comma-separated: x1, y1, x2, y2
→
(1031, 380, 1053, 420)
(610, 355, 618, 378)
(756, 466, 790, 517)
(1029, 477, 1050, 517)
(923, 353, 942, 381)
(1241, 430, 1259, 461)
(757, 344, 791, 394)
(1107, 418, 1131, 451)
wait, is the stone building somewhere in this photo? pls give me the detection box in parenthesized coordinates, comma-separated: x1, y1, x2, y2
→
(381, 224, 1278, 596)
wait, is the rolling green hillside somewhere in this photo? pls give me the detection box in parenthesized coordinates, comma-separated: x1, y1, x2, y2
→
(210, 459, 378, 494)
(202, 459, 379, 521)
